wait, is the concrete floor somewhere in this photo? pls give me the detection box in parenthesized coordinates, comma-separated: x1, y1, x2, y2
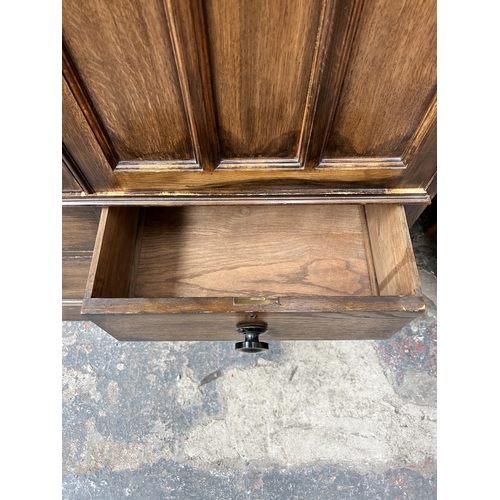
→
(62, 212, 437, 500)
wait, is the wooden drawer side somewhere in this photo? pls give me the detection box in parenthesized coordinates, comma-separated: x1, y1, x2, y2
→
(364, 205, 421, 296)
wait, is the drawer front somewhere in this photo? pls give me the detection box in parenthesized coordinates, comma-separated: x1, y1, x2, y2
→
(75, 203, 424, 342)
(87, 309, 422, 342)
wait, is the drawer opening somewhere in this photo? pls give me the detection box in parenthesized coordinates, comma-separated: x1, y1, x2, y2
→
(84, 204, 421, 307)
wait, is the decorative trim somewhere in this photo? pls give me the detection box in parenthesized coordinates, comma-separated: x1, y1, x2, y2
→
(62, 43, 119, 169)
(298, 0, 365, 170)
(216, 159, 302, 171)
(115, 160, 201, 172)
(62, 144, 94, 194)
(317, 157, 406, 170)
(62, 189, 430, 207)
(163, 0, 219, 171)
(402, 92, 437, 165)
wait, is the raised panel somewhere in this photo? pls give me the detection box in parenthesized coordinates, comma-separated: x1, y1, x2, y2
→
(62, 77, 116, 192)
(204, 0, 322, 160)
(62, 0, 193, 162)
(61, 0, 436, 199)
(324, 0, 436, 158)
(62, 161, 82, 193)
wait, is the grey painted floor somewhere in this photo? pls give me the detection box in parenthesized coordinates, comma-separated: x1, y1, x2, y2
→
(62, 213, 437, 500)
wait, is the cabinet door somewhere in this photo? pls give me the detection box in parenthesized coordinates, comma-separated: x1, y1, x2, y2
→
(62, 0, 436, 197)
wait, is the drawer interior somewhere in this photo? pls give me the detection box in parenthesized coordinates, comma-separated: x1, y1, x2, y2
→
(85, 204, 420, 304)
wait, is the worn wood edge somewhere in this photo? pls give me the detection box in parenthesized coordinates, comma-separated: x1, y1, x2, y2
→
(62, 190, 430, 206)
(115, 160, 202, 172)
(112, 157, 404, 171)
(405, 172, 437, 227)
(401, 92, 437, 165)
(317, 158, 406, 169)
(62, 43, 119, 169)
(163, 0, 219, 171)
(81, 295, 425, 315)
(300, 0, 365, 169)
(62, 300, 86, 321)
(216, 159, 302, 170)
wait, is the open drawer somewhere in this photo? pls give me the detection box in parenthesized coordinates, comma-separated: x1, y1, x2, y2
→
(81, 204, 424, 343)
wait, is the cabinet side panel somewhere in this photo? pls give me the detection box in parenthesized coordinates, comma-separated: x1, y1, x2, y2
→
(62, 207, 102, 317)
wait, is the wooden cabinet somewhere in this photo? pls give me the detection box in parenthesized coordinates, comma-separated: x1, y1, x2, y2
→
(62, 0, 436, 343)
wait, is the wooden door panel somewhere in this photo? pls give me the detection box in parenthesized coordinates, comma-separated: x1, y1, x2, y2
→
(62, 0, 437, 198)
(62, 76, 117, 192)
(324, 0, 437, 159)
(204, 0, 321, 162)
(62, 0, 193, 163)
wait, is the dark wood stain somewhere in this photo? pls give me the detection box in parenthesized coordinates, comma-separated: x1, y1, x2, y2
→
(204, 0, 321, 159)
(325, 0, 436, 158)
(62, 0, 436, 195)
(63, 0, 193, 161)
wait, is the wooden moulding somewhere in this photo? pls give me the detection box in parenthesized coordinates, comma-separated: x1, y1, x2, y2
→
(62, 188, 431, 207)
(81, 204, 424, 341)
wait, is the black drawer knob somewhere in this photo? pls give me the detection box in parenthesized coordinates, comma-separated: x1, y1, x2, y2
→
(235, 323, 269, 353)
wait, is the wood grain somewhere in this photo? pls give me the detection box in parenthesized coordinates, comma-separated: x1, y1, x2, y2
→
(133, 205, 372, 298)
(325, 0, 436, 158)
(86, 207, 142, 299)
(83, 310, 422, 341)
(365, 205, 421, 296)
(62, 207, 101, 306)
(405, 172, 437, 227)
(359, 205, 380, 296)
(204, 0, 322, 159)
(63, 0, 193, 162)
(62, 206, 101, 252)
(62, 161, 82, 194)
(397, 96, 437, 189)
(402, 93, 437, 165)
(63, 44, 119, 169)
(62, 0, 436, 195)
(82, 295, 424, 315)
(300, 0, 365, 170)
(63, 258, 93, 299)
(113, 167, 411, 194)
(62, 189, 430, 207)
(163, 0, 218, 170)
(62, 144, 94, 194)
(63, 76, 116, 192)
